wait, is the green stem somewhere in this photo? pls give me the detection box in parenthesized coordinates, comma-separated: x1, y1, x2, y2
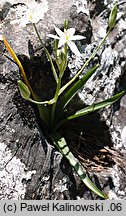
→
(59, 29, 111, 95)
(50, 44, 68, 131)
(51, 76, 62, 130)
(28, 98, 55, 105)
(33, 23, 58, 83)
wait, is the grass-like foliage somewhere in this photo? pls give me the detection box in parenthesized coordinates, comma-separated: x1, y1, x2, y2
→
(1, 4, 124, 198)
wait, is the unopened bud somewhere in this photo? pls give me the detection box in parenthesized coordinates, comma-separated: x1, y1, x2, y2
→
(17, 80, 31, 100)
(64, 19, 68, 30)
(53, 39, 58, 51)
(108, 4, 117, 29)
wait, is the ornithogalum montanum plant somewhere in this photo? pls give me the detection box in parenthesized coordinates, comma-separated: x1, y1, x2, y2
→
(1, 4, 124, 199)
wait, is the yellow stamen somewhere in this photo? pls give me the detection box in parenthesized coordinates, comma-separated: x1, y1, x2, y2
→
(64, 29, 69, 41)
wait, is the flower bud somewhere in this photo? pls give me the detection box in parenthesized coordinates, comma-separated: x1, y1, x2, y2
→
(108, 4, 117, 29)
(64, 19, 68, 30)
(53, 39, 58, 52)
(17, 80, 31, 100)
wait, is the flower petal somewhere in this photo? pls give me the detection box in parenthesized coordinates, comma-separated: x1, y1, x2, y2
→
(19, 17, 29, 27)
(58, 38, 66, 48)
(10, 20, 19, 25)
(67, 41, 81, 56)
(0, 35, 4, 41)
(71, 35, 85, 40)
(55, 26, 64, 37)
(67, 28, 75, 37)
(47, 34, 60, 39)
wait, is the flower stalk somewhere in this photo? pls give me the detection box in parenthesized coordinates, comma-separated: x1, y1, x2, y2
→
(33, 23, 58, 83)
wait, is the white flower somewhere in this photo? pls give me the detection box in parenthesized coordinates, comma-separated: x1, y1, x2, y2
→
(48, 27, 85, 56)
(10, 12, 30, 28)
(10, 0, 48, 27)
(12, 9, 41, 27)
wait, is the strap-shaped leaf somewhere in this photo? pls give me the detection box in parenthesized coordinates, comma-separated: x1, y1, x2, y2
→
(50, 132, 107, 199)
(67, 91, 124, 120)
(58, 65, 99, 112)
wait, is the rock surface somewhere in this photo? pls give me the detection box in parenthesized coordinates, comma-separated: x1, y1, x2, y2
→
(0, 0, 126, 200)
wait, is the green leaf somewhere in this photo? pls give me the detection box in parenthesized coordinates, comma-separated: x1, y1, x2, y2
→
(67, 91, 124, 120)
(58, 65, 99, 112)
(17, 80, 31, 100)
(50, 132, 107, 199)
